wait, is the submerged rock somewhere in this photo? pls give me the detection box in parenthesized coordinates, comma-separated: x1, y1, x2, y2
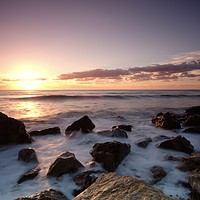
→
(65, 115, 95, 135)
(18, 166, 40, 184)
(152, 112, 181, 130)
(73, 172, 174, 200)
(0, 112, 32, 145)
(150, 166, 167, 184)
(157, 135, 194, 154)
(73, 170, 105, 196)
(47, 151, 84, 177)
(136, 137, 152, 148)
(18, 148, 38, 163)
(97, 127, 128, 138)
(16, 189, 68, 200)
(112, 124, 132, 132)
(29, 127, 61, 136)
(90, 141, 131, 172)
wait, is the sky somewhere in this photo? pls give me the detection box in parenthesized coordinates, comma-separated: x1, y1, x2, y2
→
(0, 0, 200, 90)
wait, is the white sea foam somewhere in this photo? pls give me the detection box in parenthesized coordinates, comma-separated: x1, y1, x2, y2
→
(0, 90, 199, 199)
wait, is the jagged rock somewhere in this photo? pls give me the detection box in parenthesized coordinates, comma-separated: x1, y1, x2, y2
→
(136, 137, 152, 148)
(47, 151, 84, 177)
(65, 115, 95, 135)
(18, 166, 40, 184)
(97, 128, 128, 138)
(90, 141, 131, 172)
(0, 112, 32, 145)
(18, 148, 38, 163)
(73, 172, 174, 200)
(29, 127, 61, 136)
(152, 112, 181, 130)
(112, 124, 132, 132)
(178, 152, 200, 172)
(73, 170, 105, 196)
(183, 127, 200, 134)
(157, 135, 194, 154)
(150, 166, 167, 184)
(184, 115, 200, 126)
(15, 189, 68, 200)
(186, 106, 200, 115)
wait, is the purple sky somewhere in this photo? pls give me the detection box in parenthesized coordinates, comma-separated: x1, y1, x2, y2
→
(0, 0, 200, 89)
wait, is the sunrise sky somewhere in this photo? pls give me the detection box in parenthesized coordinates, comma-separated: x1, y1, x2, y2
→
(0, 0, 200, 90)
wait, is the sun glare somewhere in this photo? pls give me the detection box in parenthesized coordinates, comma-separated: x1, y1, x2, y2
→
(14, 70, 44, 90)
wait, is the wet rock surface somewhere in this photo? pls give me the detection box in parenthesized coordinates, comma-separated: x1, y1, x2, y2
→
(73, 172, 174, 200)
(29, 127, 61, 136)
(150, 166, 167, 184)
(152, 112, 181, 130)
(73, 170, 105, 196)
(97, 127, 128, 138)
(157, 135, 194, 154)
(16, 189, 68, 200)
(112, 124, 132, 132)
(136, 137, 152, 148)
(0, 112, 32, 145)
(90, 141, 131, 172)
(65, 115, 95, 135)
(18, 148, 38, 163)
(18, 166, 40, 184)
(47, 151, 84, 177)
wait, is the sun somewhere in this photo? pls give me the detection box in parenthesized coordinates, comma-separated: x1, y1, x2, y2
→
(15, 70, 44, 90)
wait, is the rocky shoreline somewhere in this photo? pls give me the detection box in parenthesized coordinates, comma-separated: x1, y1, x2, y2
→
(0, 106, 199, 200)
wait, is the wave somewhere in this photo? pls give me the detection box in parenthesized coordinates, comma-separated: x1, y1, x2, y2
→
(7, 93, 200, 101)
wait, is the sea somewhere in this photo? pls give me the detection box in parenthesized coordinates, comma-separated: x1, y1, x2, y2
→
(0, 90, 200, 200)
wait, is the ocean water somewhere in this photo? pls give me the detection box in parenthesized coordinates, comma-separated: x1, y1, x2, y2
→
(0, 90, 200, 200)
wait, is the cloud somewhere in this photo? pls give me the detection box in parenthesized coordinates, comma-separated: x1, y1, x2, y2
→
(1, 77, 47, 82)
(58, 60, 200, 82)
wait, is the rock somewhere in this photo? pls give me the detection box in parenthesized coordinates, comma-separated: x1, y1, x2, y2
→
(90, 141, 131, 172)
(47, 151, 84, 177)
(136, 137, 152, 148)
(73, 170, 105, 196)
(112, 124, 132, 132)
(18, 148, 38, 163)
(184, 115, 200, 126)
(157, 135, 194, 154)
(153, 135, 170, 142)
(17, 166, 40, 184)
(0, 112, 32, 145)
(186, 106, 200, 115)
(65, 115, 95, 135)
(183, 127, 200, 134)
(178, 152, 200, 172)
(29, 127, 61, 136)
(151, 112, 181, 129)
(150, 166, 167, 184)
(97, 128, 128, 138)
(73, 172, 174, 200)
(15, 189, 68, 200)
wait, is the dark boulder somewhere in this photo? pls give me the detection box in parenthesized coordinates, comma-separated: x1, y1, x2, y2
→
(136, 137, 152, 148)
(152, 112, 181, 130)
(157, 135, 194, 155)
(90, 141, 131, 172)
(183, 127, 200, 134)
(47, 151, 84, 177)
(150, 166, 167, 184)
(65, 115, 95, 135)
(18, 166, 40, 184)
(186, 106, 200, 116)
(184, 115, 200, 126)
(73, 170, 105, 196)
(29, 127, 61, 136)
(97, 128, 128, 138)
(18, 148, 38, 163)
(0, 112, 32, 145)
(15, 189, 68, 200)
(112, 124, 132, 132)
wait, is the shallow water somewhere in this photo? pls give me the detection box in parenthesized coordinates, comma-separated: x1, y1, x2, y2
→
(0, 90, 199, 199)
